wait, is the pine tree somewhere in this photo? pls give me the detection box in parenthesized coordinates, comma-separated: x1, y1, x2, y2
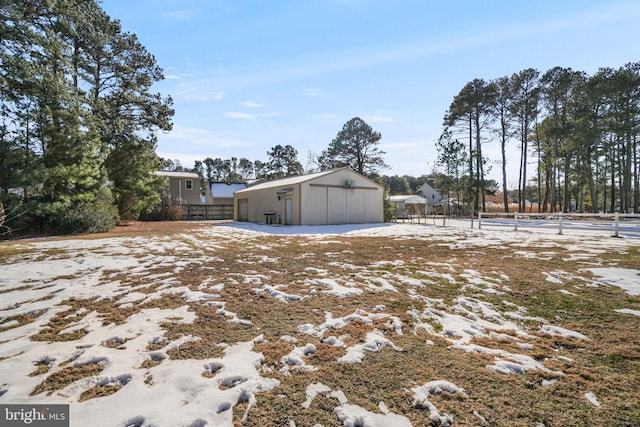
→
(319, 117, 387, 176)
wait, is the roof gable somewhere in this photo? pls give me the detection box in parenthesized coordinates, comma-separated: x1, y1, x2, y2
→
(235, 167, 370, 193)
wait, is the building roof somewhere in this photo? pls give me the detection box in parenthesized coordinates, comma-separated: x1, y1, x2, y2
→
(418, 182, 435, 191)
(389, 195, 428, 205)
(235, 167, 377, 194)
(211, 182, 247, 198)
(154, 171, 200, 179)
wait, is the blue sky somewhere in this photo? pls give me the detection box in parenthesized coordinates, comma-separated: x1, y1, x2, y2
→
(101, 0, 640, 187)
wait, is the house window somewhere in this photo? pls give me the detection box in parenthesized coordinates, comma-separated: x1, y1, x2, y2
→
(185, 179, 193, 190)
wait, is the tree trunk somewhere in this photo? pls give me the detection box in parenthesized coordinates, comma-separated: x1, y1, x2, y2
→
(501, 128, 509, 212)
(563, 155, 571, 212)
(468, 114, 475, 216)
(624, 133, 633, 212)
(474, 113, 486, 212)
(520, 119, 529, 212)
(634, 135, 639, 212)
(610, 141, 617, 212)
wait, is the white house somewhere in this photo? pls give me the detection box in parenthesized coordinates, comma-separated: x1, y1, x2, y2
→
(417, 182, 444, 214)
(233, 167, 384, 225)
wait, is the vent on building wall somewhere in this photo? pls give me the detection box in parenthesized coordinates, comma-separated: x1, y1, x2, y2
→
(344, 179, 355, 189)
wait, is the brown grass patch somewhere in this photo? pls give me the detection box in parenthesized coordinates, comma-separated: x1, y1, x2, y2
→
(78, 383, 123, 402)
(0, 309, 46, 331)
(30, 362, 104, 396)
(28, 359, 53, 377)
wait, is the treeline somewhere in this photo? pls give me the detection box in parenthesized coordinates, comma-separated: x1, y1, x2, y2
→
(170, 117, 389, 189)
(1, 1, 173, 235)
(168, 147, 434, 197)
(165, 144, 305, 185)
(439, 64, 640, 213)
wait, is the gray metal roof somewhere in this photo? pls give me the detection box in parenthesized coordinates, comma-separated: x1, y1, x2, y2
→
(211, 182, 247, 197)
(234, 167, 350, 193)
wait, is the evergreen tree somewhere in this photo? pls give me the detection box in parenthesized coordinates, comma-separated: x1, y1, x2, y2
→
(266, 144, 303, 179)
(492, 76, 515, 212)
(319, 117, 387, 176)
(444, 79, 496, 213)
(0, 0, 173, 232)
(509, 68, 540, 211)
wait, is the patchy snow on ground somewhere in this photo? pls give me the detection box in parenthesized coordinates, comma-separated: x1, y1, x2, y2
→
(0, 219, 638, 426)
(584, 267, 640, 295)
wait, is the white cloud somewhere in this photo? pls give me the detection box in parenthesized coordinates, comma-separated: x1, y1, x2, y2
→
(155, 124, 267, 167)
(159, 124, 252, 148)
(225, 112, 256, 119)
(164, 72, 197, 80)
(304, 87, 333, 98)
(240, 101, 265, 108)
(172, 81, 225, 102)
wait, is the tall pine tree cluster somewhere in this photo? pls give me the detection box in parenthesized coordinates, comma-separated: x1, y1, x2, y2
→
(439, 65, 640, 214)
(0, 0, 174, 234)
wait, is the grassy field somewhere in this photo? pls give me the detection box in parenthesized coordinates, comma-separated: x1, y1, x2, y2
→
(1, 221, 639, 426)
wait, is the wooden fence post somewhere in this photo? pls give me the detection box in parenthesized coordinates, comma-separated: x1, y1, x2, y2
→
(558, 214, 563, 235)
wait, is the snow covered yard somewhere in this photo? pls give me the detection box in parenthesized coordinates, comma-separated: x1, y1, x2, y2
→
(1, 220, 639, 426)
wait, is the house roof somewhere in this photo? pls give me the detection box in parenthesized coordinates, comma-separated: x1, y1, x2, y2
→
(234, 167, 379, 194)
(389, 195, 428, 205)
(211, 182, 247, 198)
(418, 182, 440, 193)
(154, 171, 200, 179)
(246, 178, 267, 187)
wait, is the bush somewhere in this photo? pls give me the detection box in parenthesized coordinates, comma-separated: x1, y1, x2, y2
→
(20, 195, 119, 235)
(54, 199, 119, 234)
(139, 203, 185, 222)
(166, 205, 184, 221)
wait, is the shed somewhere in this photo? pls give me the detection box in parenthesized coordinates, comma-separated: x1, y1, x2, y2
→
(233, 167, 384, 225)
(389, 195, 428, 219)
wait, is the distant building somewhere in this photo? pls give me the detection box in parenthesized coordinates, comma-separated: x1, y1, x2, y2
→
(154, 171, 204, 205)
(210, 182, 247, 206)
(207, 182, 247, 220)
(389, 195, 428, 219)
(417, 182, 444, 214)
